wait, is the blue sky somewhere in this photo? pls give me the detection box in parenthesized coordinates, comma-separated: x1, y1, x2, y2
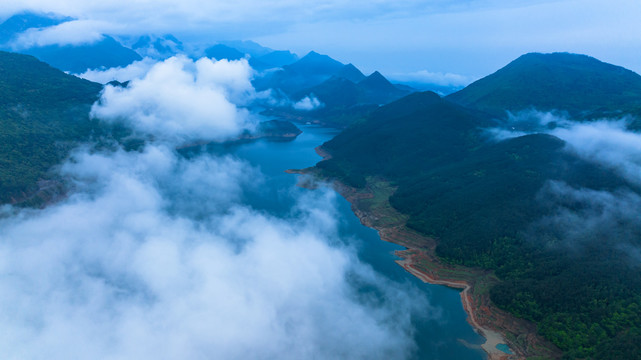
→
(2, 0, 640, 82)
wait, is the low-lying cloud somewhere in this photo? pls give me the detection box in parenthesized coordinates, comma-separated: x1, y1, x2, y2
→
(529, 181, 641, 259)
(489, 111, 641, 262)
(0, 48, 433, 358)
(0, 140, 428, 359)
(90, 56, 257, 143)
(77, 57, 158, 84)
(388, 70, 473, 87)
(487, 111, 641, 186)
(552, 120, 641, 186)
(293, 94, 323, 111)
(9, 19, 110, 49)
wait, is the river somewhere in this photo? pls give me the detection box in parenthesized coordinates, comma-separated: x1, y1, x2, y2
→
(208, 125, 487, 360)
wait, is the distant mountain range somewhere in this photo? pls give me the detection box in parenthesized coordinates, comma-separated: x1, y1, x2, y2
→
(0, 12, 142, 73)
(254, 51, 414, 127)
(0, 11, 412, 127)
(315, 52, 641, 359)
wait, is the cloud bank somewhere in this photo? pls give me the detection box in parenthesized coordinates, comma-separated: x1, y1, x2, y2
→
(0, 143, 427, 360)
(90, 56, 257, 143)
(0, 48, 434, 358)
(77, 57, 158, 84)
(9, 19, 111, 49)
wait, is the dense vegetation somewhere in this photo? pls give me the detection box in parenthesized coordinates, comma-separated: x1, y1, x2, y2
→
(317, 53, 641, 359)
(0, 51, 103, 204)
(446, 52, 641, 128)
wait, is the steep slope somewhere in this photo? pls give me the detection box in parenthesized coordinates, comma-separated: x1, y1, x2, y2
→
(0, 13, 142, 73)
(257, 50, 299, 67)
(447, 52, 641, 123)
(204, 44, 246, 61)
(254, 51, 346, 95)
(284, 51, 344, 77)
(318, 91, 492, 185)
(358, 71, 410, 104)
(0, 51, 103, 204)
(24, 36, 142, 73)
(335, 63, 366, 83)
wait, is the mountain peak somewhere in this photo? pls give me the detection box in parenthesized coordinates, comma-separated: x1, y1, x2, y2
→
(284, 51, 344, 76)
(204, 44, 245, 61)
(335, 63, 366, 83)
(359, 70, 394, 90)
(447, 52, 641, 121)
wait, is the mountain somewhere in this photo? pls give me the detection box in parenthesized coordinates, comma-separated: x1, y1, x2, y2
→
(218, 40, 273, 57)
(22, 35, 142, 73)
(294, 76, 362, 108)
(284, 51, 344, 77)
(132, 34, 183, 59)
(293, 70, 412, 111)
(315, 53, 641, 358)
(358, 71, 409, 104)
(0, 12, 71, 44)
(447, 52, 641, 123)
(0, 12, 142, 73)
(335, 63, 366, 83)
(205, 44, 246, 61)
(253, 51, 345, 95)
(317, 91, 492, 184)
(0, 51, 103, 204)
(256, 50, 299, 68)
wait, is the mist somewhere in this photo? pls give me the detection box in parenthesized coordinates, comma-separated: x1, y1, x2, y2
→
(529, 181, 641, 257)
(489, 111, 641, 259)
(0, 56, 431, 359)
(487, 111, 641, 185)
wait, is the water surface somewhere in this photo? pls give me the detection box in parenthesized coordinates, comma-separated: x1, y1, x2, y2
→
(212, 125, 486, 360)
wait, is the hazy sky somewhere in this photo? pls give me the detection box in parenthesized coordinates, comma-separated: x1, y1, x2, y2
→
(2, 0, 640, 87)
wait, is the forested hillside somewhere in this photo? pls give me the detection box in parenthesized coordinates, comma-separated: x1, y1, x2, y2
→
(0, 51, 103, 204)
(316, 53, 641, 359)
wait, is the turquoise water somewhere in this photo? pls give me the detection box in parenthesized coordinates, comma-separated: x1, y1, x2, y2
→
(496, 343, 514, 354)
(206, 125, 486, 360)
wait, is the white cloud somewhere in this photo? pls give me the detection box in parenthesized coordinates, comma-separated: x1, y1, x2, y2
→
(9, 19, 112, 49)
(487, 111, 641, 186)
(388, 70, 474, 87)
(0, 141, 428, 359)
(90, 56, 256, 143)
(551, 120, 641, 186)
(293, 95, 323, 111)
(77, 57, 158, 83)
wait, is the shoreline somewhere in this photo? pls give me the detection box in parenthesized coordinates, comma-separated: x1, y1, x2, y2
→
(396, 257, 512, 360)
(291, 146, 561, 360)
